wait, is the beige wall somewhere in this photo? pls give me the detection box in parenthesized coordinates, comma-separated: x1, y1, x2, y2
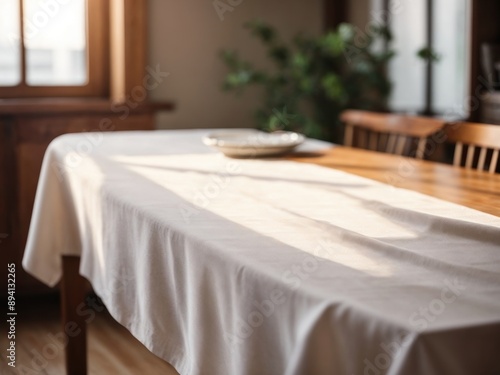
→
(147, 0, 323, 129)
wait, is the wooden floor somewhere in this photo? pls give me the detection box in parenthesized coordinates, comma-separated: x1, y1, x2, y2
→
(0, 295, 179, 375)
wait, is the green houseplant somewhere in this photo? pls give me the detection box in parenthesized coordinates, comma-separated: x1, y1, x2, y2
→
(220, 20, 394, 142)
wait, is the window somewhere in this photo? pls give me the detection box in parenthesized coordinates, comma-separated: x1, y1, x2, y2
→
(0, 1, 22, 86)
(370, 0, 470, 116)
(0, 0, 108, 98)
(431, 0, 469, 115)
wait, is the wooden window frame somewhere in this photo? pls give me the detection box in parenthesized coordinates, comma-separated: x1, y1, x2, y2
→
(0, 0, 109, 98)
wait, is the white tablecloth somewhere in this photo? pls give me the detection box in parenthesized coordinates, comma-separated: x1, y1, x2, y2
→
(23, 130, 500, 375)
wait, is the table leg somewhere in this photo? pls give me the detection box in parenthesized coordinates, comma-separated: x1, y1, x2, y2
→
(60, 255, 87, 375)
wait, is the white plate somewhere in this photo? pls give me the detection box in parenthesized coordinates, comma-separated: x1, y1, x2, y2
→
(203, 129, 305, 158)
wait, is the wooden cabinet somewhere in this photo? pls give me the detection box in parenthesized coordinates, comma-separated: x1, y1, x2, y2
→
(0, 99, 172, 295)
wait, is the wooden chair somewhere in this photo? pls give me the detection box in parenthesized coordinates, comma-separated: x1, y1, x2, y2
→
(341, 110, 446, 159)
(444, 122, 500, 173)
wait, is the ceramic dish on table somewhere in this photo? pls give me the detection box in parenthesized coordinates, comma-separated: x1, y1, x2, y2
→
(203, 129, 305, 158)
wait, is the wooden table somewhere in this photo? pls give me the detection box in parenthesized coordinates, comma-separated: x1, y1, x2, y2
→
(289, 146, 500, 217)
(61, 146, 500, 375)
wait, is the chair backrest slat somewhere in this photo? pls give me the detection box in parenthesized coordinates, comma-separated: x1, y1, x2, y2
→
(490, 149, 499, 174)
(416, 138, 426, 160)
(386, 134, 397, 154)
(394, 136, 407, 156)
(453, 142, 463, 166)
(465, 145, 475, 169)
(478, 147, 487, 171)
(344, 124, 354, 147)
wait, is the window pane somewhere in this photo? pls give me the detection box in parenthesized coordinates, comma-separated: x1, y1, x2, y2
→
(432, 0, 469, 117)
(23, 0, 87, 86)
(0, 0, 22, 86)
(387, 2, 426, 112)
